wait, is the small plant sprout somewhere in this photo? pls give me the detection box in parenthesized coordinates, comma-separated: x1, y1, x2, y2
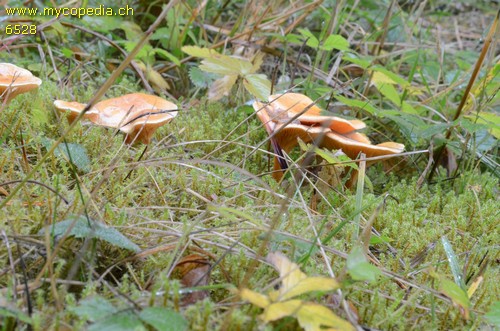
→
(54, 93, 178, 144)
(0, 63, 42, 104)
(240, 252, 354, 331)
(253, 93, 405, 180)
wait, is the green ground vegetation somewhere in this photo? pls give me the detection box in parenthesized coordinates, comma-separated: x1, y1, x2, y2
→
(0, 0, 498, 330)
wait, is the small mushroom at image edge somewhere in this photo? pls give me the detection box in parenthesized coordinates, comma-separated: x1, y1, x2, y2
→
(54, 93, 178, 144)
(253, 93, 405, 181)
(0, 63, 42, 104)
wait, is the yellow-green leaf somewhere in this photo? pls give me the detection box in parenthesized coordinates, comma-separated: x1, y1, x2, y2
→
(296, 302, 355, 331)
(267, 253, 307, 292)
(267, 252, 339, 300)
(262, 300, 303, 322)
(243, 74, 271, 101)
(280, 277, 339, 301)
(208, 75, 238, 101)
(465, 112, 500, 139)
(371, 71, 397, 85)
(240, 289, 270, 309)
(251, 52, 265, 74)
(181, 46, 217, 59)
(438, 277, 471, 319)
(200, 56, 252, 76)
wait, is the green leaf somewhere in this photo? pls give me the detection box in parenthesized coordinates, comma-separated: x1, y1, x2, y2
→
(321, 34, 349, 51)
(376, 82, 401, 106)
(139, 307, 188, 331)
(181, 46, 217, 58)
(69, 296, 118, 322)
(485, 301, 500, 327)
(154, 48, 181, 66)
(61, 47, 74, 58)
(441, 236, 466, 291)
(335, 95, 378, 115)
(0, 307, 33, 324)
(88, 312, 145, 331)
(346, 245, 381, 282)
(314, 148, 358, 170)
(369, 235, 393, 245)
(439, 278, 471, 315)
(372, 66, 410, 87)
(342, 54, 372, 68)
(40, 216, 140, 252)
(298, 28, 319, 48)
(41, 138, 91, 173)
(188, 67, 217, 88)
(150, 27, 170, 40)
(465, 112, 500, 139)
(243, 74, 271, 101)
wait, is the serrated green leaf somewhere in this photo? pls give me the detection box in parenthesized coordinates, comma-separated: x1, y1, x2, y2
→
(243, 74, 271, 101)
(188, 67, 217, 88)
(139, 307, 187, 331)
(69, 296, 117, 322)
(321, 34, 349, 51)
(88, 312, 145, 331)
(41, 138, 91, 173)
(181, 46, 217, 58)
(200, 56, 252, 76)
(40, 216, 140, 252)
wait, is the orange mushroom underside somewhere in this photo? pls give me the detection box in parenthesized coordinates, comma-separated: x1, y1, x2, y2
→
(54, 93, 178, 144)
(254, 93, 404, 180)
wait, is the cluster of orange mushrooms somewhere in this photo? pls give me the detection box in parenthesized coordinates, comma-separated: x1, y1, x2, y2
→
(1, 62, 404, 182)
(253, 93, 404, 180)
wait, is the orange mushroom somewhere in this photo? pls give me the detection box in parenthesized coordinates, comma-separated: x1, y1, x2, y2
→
(254, 93, 404, 181)
(54, 93, 178, 144)
(0, 63, 42, 104)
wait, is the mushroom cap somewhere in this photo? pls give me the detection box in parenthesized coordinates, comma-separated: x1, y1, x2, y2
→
(268, 93, 366, 134)
(53, 100, 87, 123)
(54, 93, 178, 144)
(0, 63, 42, 103)
(253, 99, 405, 180)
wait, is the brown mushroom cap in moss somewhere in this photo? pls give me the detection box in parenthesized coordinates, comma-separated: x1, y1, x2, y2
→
(253, 100, 404, 181)
(0, 63, 42, 104)
(54, 93, 178, 144)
